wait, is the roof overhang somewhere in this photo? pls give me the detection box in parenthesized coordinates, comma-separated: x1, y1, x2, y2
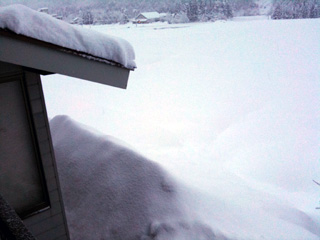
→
(0, 30, 130, 89)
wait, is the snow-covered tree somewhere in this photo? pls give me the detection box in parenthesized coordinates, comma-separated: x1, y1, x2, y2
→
(186, 0, 199, 22)
(0, 0, 259, 24)
(82, 10, 93, 24)
(271, 0, 320, 19)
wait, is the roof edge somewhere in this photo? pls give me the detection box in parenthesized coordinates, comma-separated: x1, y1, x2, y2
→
(0, 29, 135, 71)
(0, 30, 130, 89)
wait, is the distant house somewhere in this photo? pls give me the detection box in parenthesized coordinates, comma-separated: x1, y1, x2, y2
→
(38, 7, 63, 20)
(70, 17, 80, 24)
(38, 7, 49, 14)
(0, 4, 135, 240)
(134, 12, 167, 24)
(51, 14, 63, 20)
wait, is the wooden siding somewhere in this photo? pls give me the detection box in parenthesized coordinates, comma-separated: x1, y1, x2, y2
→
(0, 62, 69, 240)
(23, 72, 69, 240)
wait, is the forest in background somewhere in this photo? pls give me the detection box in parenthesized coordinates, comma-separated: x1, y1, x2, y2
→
(272, 0, 320, 19)
(0, 0, 319, 24)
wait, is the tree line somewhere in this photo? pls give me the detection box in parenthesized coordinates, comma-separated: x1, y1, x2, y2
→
(55, 0, 241, 24)
(271, 0, 320, 19)
(0, 0, 319, 24)
(0, 0, 260, 24)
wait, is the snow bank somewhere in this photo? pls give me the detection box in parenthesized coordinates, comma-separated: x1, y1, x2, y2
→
(0, 4, 136, 69)
(50, 115, 320, 240)
(50, 115, 223, 240)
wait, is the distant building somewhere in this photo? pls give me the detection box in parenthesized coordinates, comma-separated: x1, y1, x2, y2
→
(38, 7, 49, 14)
(133, 12, 167, 24)
(38, 7, 62, 20)
(51, 14, 63, 20)
(71, 17, 80, 24)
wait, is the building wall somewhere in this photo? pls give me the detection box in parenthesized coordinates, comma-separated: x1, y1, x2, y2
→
(0, 61, 69, 240)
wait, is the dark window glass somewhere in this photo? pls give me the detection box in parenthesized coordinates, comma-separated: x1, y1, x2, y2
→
(0, 77, 48, 217)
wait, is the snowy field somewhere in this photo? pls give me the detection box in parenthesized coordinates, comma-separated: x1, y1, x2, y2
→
(42, 17, 320, 239)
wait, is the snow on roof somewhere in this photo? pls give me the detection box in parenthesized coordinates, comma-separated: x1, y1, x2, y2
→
(0, 4, 136, 70)
(139, 12, 161, 19)
(38, 7, 49, 13)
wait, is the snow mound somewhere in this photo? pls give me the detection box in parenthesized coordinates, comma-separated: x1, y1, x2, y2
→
(50, 115, 224, 240)
(0, 4, 136, 69)
(50, 115, 320, 240)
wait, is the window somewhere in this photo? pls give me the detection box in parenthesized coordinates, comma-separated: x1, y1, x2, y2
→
(0, 75, 49, 218)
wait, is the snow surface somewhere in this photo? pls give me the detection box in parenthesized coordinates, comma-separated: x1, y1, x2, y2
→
(0, 4, 136, 69)
(43, 17, 320, 239)
(50, 115, 222, 240)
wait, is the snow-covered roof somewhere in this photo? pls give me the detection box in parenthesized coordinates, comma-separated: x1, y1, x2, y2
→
(38, 7, 49, 13)
(139, 12, 161, 19)
(0, 4, 136, 70)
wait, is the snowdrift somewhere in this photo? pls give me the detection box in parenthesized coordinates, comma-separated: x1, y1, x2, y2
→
(50, 115, 223, 240)
(50, 115, 320, 240)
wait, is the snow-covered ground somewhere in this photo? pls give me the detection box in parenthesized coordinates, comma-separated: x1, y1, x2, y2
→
(42, 17, 320, 239)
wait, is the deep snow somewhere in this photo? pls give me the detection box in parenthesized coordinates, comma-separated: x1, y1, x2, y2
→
(50, 115, 221, 240)
(42, 18, 320, 239)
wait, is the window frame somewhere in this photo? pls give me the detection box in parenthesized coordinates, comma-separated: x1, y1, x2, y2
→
(0, 72, 50, 219)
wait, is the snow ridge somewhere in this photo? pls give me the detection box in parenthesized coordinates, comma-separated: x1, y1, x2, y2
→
(50, 115, 225, 240)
